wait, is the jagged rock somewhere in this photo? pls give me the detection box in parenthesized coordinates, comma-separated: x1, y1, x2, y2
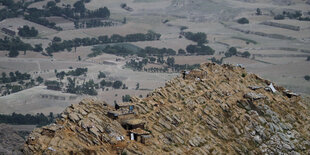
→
(254, 135, 262, 144)
(248, 86, 263, 90)
(68, 113, 80, 123)
(244, 92, 266, 100)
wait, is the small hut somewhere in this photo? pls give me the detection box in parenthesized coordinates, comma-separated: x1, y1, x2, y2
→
(115, 102, 135, 112)
(128, 128, 150, 142)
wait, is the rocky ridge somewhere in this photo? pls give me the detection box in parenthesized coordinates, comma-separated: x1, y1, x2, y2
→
(23, 63, 310, 154)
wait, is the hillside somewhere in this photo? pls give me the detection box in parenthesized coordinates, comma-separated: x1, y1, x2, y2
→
(23, 63, 310, 154)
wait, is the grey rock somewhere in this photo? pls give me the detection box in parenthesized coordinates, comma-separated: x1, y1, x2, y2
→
(254, 135, 262, 144)
(68, 113, 80, 123)
(244, 92, 266, 100)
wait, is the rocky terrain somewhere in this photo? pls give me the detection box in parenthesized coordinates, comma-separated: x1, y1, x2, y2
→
(23, 63, 310, 154)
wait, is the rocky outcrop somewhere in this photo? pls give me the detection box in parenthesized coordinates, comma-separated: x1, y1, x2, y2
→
(23, 63, 310, 154)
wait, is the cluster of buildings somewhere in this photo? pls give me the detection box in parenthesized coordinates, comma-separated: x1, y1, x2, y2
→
(107, 102, 152, 145)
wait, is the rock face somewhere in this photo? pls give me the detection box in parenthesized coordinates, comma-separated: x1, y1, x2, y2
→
(23, 63, 310, 154)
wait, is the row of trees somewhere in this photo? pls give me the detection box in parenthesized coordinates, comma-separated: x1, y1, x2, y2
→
(210, 47, 251, 65)
(46, 31, 161, 54)
(67, 77, 97, 95)
(0, 71, 31, 84)
(1, 76, 43, 96)
(55, 68, 88, 80)
(274, 11, 310, 21)
(0, 37, 33, 57)
(24, 14, 62, 31)
(100, 80, 124, 89)
(0, 112, 54, 126)
(90, 45, 176, 59)
(186, 44, 215, 55)
(225, 47, 251, 58)
(183, 32, 208, 45)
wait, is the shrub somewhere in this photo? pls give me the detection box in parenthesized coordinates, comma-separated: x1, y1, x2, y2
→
(274, 15, 285, 20)
(112, 81, 123, 89)
(237, 18, 249, 24)
(8, 49, 19, 57)
(241, 51, 251, 58)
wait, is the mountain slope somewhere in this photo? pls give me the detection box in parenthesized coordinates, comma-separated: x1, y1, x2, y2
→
(23, 63, 310, 154)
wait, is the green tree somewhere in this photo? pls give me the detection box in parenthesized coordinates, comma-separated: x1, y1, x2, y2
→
(167, 57, 175, 67)
(305, 75, 310, 81)
(136, 83, 139, 90)
(98, 71, 106, 79)
(73, 1, 86, 13)
(100, 79, 106, 87)
(36, 76, 44, 84)
(178, 49, 186, 55)
(256, 8, 262, 15)
(274, 14, 285, 20)
(112, 80, 122, 89)
(122, 94, 131, 102)
(52, 36, 62, 42)
(8, 49, 19, 57)
(225, 47, 237, 57)
(237, 18, 249, 24)
(34, 44, 43, 52)
(241, 51, 251, 58)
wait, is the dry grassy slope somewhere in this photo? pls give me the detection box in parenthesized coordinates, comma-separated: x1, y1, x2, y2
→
(23, 63, 310, 154)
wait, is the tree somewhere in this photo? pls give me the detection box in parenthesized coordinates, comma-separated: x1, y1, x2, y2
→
(100, 79, 106, 87)
(237, 18, 249, 24)
(178, 49, 186, 55)
(184, 32, 207, 45)
(46, 1, 56, 8)
(307, 56, 310, 61)
(186, 44, 197, 54)
(228, 47, 237, 55)
(225, 47, 237, 57)
(73, 1, 86, 13)
(36, 76, 44, 84)
(112, 80, 122, 89)
(52, 36, 62, 42)
(8, 49, 19, 57)
(149, 57, 156, 63)
(98, 71, 106, 79)
(136, 83, 139, 90)
(167, 57, 175, 67)
(122, 95, 131, 102)
(34, 44, 43, 52)
(274, 14, 285, 20)
(241, 51, 251, 58)
(256, 8, 262, 15)
(305, 75, 310, 81)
